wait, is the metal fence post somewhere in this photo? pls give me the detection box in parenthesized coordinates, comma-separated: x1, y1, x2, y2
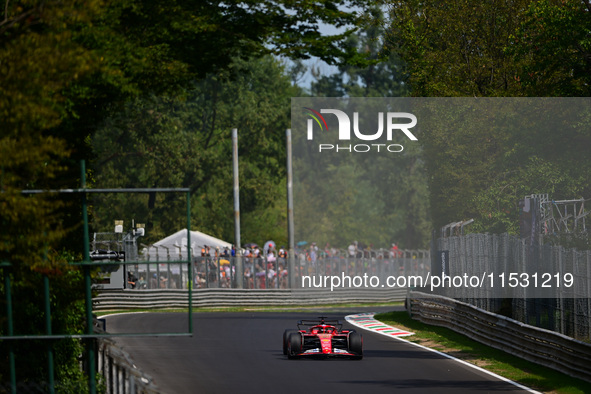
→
(558, 247, 565, 335)
(2, 262, 16, 394)
(187, 192, 193, 335)
(286, 129, 295, 289)
(43, 275, 55, 394)
(81, 160, 97, 394)
(232, 128, 243, 289)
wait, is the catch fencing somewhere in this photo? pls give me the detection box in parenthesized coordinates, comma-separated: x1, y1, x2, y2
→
(123, 250, 430, 291)
(435, 233, 591, 340)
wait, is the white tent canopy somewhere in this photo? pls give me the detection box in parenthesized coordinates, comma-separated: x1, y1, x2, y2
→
(141, 229, 232, 261)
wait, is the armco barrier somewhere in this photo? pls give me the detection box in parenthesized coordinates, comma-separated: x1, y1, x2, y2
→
(408, 291, 591, 383)
(98, 338, 160, 394)
(93, 288, 406, 311)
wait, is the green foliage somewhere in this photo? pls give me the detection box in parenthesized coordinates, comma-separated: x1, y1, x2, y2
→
(294, 158, 369, 247)
(291, 98, 431, 249)
(0, 124, 88, 391)
(383, 1, 591, 236)
(91, 56, 295, 245)
(416, 98, 591, 233)
(0, 0, 103, 136)
(1, 0, 372, 387)
(384, 0, 530, 96)
(471, 156, 588, 235)
(383, 0, 590, 97)
(2, 0, 372, 192)
(293, 141, 431, 249)
(509, 0, 591, 96)
(305, 11, 430, 249)
(0, 136, 72, 270)
(311, 6, 408, 97)
(0, 252, 87, 387)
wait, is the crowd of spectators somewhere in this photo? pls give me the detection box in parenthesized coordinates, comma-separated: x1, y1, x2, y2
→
(126, 241, 409, 290)
(193, 243, 289, 289)
(190, 240, 406, 289)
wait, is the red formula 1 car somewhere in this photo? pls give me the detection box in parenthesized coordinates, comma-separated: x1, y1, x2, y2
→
(283, 317, 363, 359)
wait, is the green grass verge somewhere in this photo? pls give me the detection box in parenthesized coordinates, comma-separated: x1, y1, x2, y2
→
(375, 311, 591, 394)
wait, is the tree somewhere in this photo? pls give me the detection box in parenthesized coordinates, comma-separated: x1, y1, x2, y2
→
(410, 98, 591, 234)
(291, 96, 431, 250)
(1, 0, 372, 190)
(91, 56, 297, 246)
(0, 136, 88, 387)
(509, 0, 591, 96)
(303, 9, 431, 249)
(469, 99, 591, 236)
(1, 0, 371, 386)
(311, 6, 408, 97)
(384, 0, 534, 97)
(382, 0, 591, 235)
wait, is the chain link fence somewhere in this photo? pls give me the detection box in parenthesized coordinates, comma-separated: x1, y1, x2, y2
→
(119, 248, 430, 291)
(436, 233, 591, 340)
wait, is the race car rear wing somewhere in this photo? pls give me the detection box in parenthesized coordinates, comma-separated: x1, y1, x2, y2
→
(297, 317, 342, 330)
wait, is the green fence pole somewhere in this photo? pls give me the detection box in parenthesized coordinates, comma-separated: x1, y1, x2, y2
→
(80, 160, 96, 394)
(2, 264, 16, 394)
(43, 275, 55, 394)
(187, 191, 193, 335)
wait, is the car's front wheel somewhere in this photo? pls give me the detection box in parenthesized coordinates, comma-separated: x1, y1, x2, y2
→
(283, 329, 298, 355)
(287, 332, 302, 359)
(348, 332, 363, 360)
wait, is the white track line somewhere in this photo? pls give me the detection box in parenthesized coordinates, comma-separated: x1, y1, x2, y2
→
(345, 312, 541, 394)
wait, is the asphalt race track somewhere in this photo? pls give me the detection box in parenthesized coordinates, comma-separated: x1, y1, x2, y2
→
(104, 307, 535, 394)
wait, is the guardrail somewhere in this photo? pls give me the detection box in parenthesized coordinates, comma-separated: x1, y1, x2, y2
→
(408, 291, 591, 383)
(97, 338, 160, 393)
(93, 288, 407, 311)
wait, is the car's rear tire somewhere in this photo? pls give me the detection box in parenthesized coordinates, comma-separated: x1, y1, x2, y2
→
(348, 332, 363, 359)
(287, 332, 302, 359)
(283, 329, 298, 355)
